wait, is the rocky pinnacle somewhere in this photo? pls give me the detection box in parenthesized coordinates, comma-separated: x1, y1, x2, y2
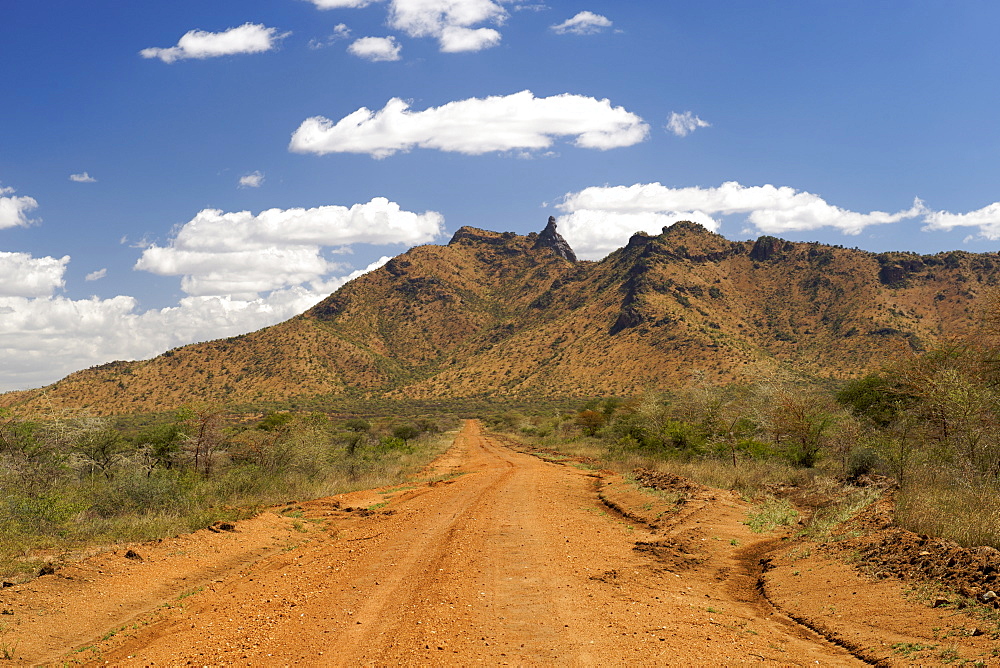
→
(533, 216, 577, 262)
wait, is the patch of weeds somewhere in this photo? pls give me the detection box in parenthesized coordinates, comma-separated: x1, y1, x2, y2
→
(938, 645, 961, 663)
(786, 546, 811, 561)
(706, 606, 719, 614)
(950, 595, 1000, 628)
(729, 538, 740, 547)
(892, 642, 937, 656)
(0, 623, 18, 661)
(367, 501, 389, 511)
(282, 509, 304, 519)
(292, 521, 308, 533)
(798, 488, 880, 542)
(0, 641, 17, 661)
(176, 586, 204, 601)
(745, 498, 798, 533)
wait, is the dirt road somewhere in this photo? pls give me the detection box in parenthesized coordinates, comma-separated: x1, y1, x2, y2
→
(37, 420, 853, 666)
(14, 420, 1000, 665)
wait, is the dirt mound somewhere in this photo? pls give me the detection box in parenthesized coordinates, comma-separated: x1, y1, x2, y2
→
(822, 494, 1000, 603)
(631, 468, 707, 498)
(633, 538, 707, 571)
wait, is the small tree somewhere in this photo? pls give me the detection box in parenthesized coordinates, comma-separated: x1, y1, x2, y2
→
(74, 425, 128, 479)
(393, 424, 420, 447)
(770, 391, 839, 468)
(179, 404, 225, 476)
(575, 409, 605, 436)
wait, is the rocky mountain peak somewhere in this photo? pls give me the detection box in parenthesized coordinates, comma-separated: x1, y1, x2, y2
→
(532, 216, 577, 262)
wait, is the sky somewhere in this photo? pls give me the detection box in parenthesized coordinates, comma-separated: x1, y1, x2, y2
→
(2, 1, 1000, 392)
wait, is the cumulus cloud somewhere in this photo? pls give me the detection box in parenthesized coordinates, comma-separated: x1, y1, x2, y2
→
(550, 11, 612, 35)
(303, 0, 508, 52)
(0, 197, 38, 229)
(555, 181, 927, 260)
(389, 0, 507, 51)
(348, 36, 402, 61)
(438, 26, 501, 52)
(69, 172, 97, 183)
(0, 187, 39, 229)
(289, 90, 649, 158)
(140, 23, 289, 63)
(85, 268, 108, 282)
(0, 254, 394, 392)
(134, 198, 443, 298)
(666, 111, 710, 137)
(238, 171, 265, 188)
(0, 252, 68, 297)
(922, 202, 1000, 240)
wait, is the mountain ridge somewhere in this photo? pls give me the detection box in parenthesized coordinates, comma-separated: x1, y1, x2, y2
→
(3, 219, 999, 415)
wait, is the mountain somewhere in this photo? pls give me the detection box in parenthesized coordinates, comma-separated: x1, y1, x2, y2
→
(4, 219, 999, 415)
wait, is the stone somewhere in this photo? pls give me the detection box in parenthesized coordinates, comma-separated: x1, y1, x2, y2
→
(532, 217, 577, 262)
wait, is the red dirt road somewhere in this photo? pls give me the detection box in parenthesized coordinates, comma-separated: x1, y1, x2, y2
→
(71, 421, 858, 666)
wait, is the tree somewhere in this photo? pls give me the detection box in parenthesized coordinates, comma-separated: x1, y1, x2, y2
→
(575, 409, 605, 436)
(74, 425, 128, 479)
(770, 391, 839, 468)
(179, 404, 225, 476)
(344, 418, 371, 433)
(393, 424, 420, 446)
(136, 421, 187, 474)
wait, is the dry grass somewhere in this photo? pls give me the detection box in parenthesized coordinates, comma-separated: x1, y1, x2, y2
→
(895, 478, 1000, 549)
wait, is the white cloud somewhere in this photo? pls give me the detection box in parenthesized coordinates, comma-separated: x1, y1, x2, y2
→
(289, 90, 649, 158)
(69, 172, 98, 183)
(0, 255, 394, 392)
(303, 0, 509, 52)
(389, 0, 507, 51)
(0, 252, 68, 297)
(238, 171, 265, 188)
(140, 23, 289, 63)
(348, 36, 403, 61)
(555, 181, 927, 260)
(134, 198, 443, 298)
(85, 268, 108, 282)
(0, 188, 39, 229)
(550, 11, 612, 35)
(666, 111, 710, 137)
(922, 202, 1000, 240)
(309, 23, 353, 49)
(438, 26, 501, 52)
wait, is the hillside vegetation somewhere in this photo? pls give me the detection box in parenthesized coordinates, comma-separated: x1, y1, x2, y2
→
(3, 219, 1000, 416)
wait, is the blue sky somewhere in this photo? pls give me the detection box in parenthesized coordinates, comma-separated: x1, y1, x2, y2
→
(2, 1, 999, 391)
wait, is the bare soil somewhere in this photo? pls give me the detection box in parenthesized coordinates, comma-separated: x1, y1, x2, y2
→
(3, 421, 1000, 666)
